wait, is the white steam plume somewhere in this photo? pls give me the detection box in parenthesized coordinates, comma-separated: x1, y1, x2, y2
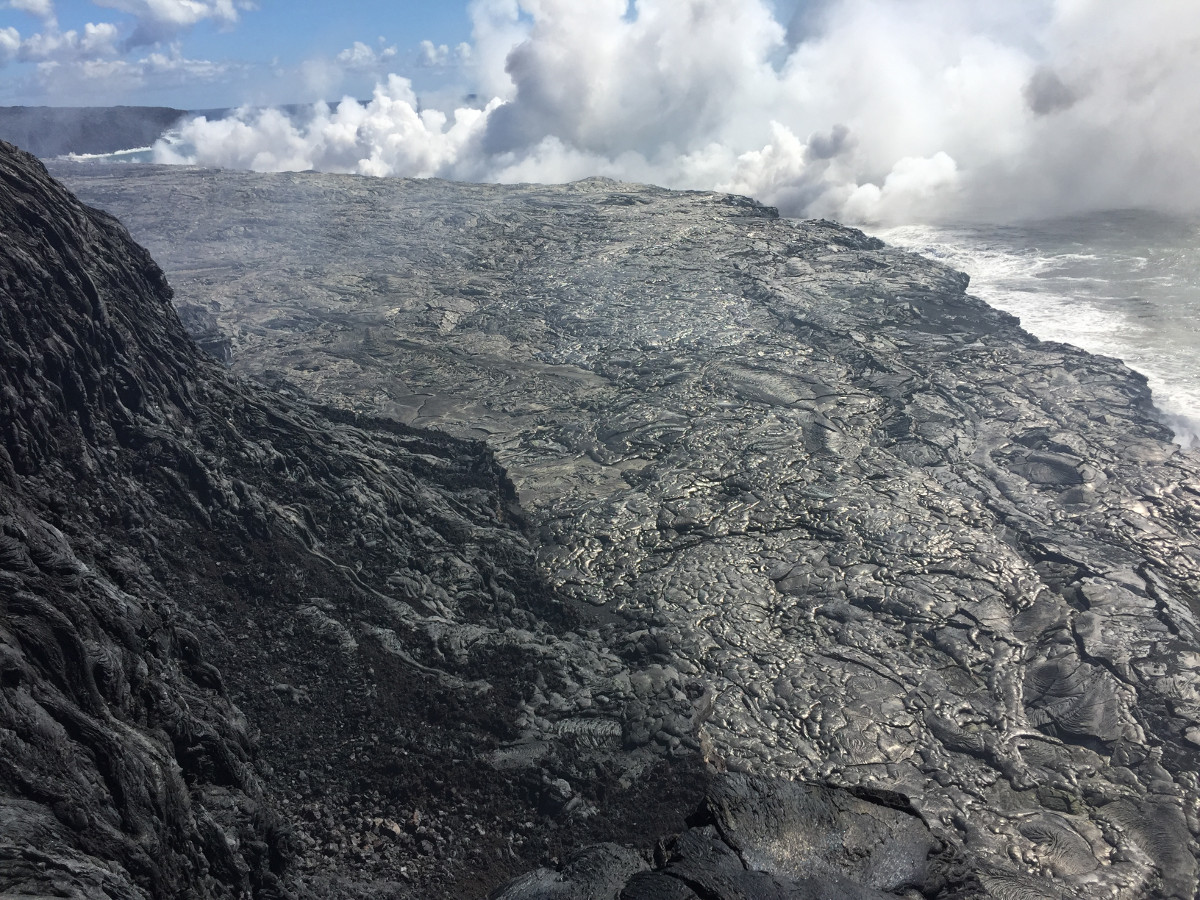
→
(155, 0, 1200, 225)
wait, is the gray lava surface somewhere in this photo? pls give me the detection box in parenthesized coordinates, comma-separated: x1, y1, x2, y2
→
(41, 161, 1200, 898)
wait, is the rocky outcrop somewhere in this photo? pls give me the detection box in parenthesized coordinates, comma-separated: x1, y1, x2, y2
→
(494, 775, 968, 900)
(52, 161, 1200, 899)
(177, 301, 234, 364)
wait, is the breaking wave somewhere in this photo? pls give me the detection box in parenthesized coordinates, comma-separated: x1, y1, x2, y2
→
(878, 215, 1200, 448)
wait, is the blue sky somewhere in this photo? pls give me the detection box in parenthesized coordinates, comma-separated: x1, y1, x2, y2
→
(0, 0, 479, 107)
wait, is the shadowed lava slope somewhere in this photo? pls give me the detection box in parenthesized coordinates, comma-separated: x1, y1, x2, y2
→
(0, 144, 710, 899)
(53, 161, 1200, 899)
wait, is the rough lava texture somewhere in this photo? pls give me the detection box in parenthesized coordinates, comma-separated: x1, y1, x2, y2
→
(54, 160, 1200, 899)
(16, 152, 1200, 899)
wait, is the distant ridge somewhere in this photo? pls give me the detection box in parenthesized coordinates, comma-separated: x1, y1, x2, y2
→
(0, 105, 187, 157)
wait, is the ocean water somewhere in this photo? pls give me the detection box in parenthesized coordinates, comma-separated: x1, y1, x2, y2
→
(61, 146, 157, 164)
(55, 127, 190, 165)
(877, 211, 1200, 449)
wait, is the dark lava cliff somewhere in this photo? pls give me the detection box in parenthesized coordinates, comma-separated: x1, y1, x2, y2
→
(0, 143, 712, 899)
(5, 145, 1200, 899)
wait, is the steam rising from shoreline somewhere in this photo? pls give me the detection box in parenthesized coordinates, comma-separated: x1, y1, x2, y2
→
(153, 0, 1200, 225)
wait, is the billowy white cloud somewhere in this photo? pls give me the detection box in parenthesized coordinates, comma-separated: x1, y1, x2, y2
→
(93, 0, 254, 46)
(141, 43, 232, 78)
(157, 0, 1200, 225)
(3, 0, 55, 24)
(2, 0, 255, 97)
(284, 39, 399, 102)
(418, 39, 471, 67)
(336, 40, 397, 70)
(81, 20, 119, 54)
(31, 43, 236, 100)
(18, 21, 121, 61)
(0, 26, 19, 64)
(156, 74, 497, 175)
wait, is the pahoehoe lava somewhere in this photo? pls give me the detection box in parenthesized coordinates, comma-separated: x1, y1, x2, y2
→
(5, 144, 1200, 898)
